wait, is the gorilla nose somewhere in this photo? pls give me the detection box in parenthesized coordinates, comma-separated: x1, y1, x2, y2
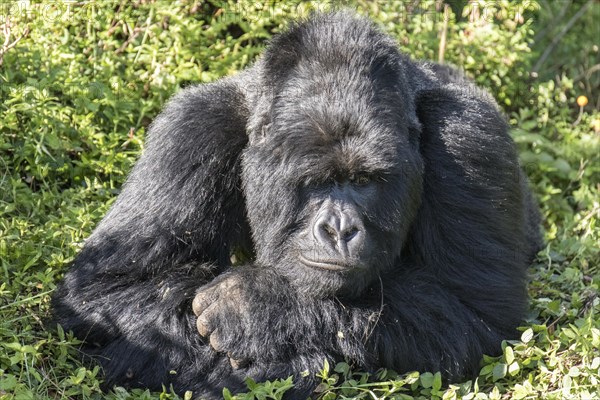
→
(314, 211, 364, 255)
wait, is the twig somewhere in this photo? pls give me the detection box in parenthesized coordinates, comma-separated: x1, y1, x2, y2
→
(533, 0, 572, 43)
(115, 27, 142, 54)
(574, 63, 600, 82)
(107, 0, 127, 36)
(133, 6, 154, 64)
(438, 4, 449, 64)
(532, 0, 594, 73)
(0, 18, 30, 66)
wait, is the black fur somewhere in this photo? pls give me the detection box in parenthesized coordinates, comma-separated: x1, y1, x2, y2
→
(52, 12, 542, 399)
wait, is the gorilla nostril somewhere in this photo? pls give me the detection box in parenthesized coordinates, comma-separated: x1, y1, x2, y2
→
(319, 223, 338, 242)
(342, 227, 359, 242)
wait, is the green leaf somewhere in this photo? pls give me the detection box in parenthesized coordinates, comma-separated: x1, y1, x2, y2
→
(504, 346, 515, 364)
(321, 392, 337, 400)
(334, 362, 349, 375)
(420, 372, 434, 388)
(432, 372, 442, 391)
(0, 374, 17, 390)
(322, 359, 330, 377)
(480, 364, 494, 376)
(508, 362, 520, 376)
(244, 377, 257, 391)
(512, 384, 530, 399)
(520, 328, 534, 343)
(492, 364, 507, 381)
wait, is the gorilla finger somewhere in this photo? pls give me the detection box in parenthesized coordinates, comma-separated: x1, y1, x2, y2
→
(209, 329, 223, 352)
(197, 301, 220, 337)
(196, 314, 213, 337)
(192, 289, 218, 316)
(229, 356, 248, 370)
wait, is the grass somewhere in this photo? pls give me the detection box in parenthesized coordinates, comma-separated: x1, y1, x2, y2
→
(1, 1, 598, 399)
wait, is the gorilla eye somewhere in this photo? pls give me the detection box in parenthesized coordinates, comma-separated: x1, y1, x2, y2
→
(350, 173, 371, 186)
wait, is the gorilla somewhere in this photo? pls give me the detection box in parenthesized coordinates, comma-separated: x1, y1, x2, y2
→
(52, 11, 542, 399)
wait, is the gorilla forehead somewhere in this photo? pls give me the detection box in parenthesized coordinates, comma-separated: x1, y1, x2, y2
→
(264, 80, 410, 181)
(269, 34, 410, 133)
(265, 96, 402, 180)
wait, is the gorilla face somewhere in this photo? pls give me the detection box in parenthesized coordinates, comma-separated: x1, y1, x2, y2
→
(242, 73, 424, 296)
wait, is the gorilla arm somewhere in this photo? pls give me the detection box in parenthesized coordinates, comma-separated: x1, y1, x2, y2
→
(191, 265, 511, 381)
(51, 77, 252, 391)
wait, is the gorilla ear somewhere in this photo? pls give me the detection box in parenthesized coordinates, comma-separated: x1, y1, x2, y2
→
(262, 22, 303, 82)
(413, 85, 467, 148)
(414, 83, 506, 147)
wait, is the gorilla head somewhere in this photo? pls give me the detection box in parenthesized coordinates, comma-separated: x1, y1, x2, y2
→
(240, 16, 426, 296)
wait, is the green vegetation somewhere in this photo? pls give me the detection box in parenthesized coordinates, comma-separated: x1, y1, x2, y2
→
(1, 1, 598, 399)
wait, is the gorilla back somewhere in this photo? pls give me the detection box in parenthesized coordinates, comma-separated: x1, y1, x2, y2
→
(52, 11, 541, 399)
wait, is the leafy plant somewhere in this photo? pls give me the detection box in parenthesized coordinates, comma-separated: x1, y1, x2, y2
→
(1, 1, 598, 399)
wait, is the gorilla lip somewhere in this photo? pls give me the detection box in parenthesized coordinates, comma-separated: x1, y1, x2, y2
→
(298, 254, 352, 272)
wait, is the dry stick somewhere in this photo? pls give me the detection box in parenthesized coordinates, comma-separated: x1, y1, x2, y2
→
(574, 63, 600, 83)
(0, 29, 30, 67)
(532, 0, 594, 73)
(0, 19, 30, 66)
(438, 4, 449, 64)
(115, 27, 141, 54)
(133, 6, 154, 65)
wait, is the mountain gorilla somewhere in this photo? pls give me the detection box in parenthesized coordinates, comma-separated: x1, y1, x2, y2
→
(53, 11, 542, 399)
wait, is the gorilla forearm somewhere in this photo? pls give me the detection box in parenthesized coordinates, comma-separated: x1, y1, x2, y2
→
(193, 266, 507, 381)
(52, 77, 255, 393)
(57, 264, 501, 394)
(53, 263, 210, 389)
(369, 275, 506, 379)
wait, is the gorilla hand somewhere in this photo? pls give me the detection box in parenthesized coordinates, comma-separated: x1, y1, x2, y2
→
(192, 268, 302, 369)
(193, 272, 251, 368)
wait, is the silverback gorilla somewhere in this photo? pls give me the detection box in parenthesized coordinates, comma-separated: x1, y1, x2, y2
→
(53, 11, 542, 399)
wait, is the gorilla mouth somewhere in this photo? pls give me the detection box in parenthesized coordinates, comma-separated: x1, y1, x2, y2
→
(298, 255, 353, 272)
